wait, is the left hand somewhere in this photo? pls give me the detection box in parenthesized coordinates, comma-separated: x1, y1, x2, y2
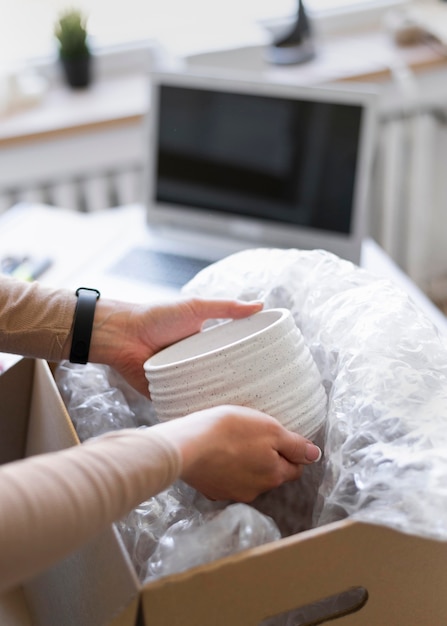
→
(89, 297, 263, 396)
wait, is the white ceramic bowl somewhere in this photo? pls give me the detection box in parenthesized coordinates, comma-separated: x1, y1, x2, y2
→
(144, 308, 327, 439)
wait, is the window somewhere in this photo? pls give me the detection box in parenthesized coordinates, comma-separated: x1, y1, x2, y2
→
(1, 0, 408, 68)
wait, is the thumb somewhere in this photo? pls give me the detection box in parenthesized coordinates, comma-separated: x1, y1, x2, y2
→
(278, 431, 322, 465)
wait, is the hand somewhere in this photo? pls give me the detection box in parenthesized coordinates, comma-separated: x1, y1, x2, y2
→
(89, 297, 263, 396)
(152, 405, 322, 502)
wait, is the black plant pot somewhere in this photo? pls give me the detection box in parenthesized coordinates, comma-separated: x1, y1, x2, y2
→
(60, 54, 92, 89)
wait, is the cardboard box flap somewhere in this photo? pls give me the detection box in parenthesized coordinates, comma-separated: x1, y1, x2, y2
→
(0, 359, 139, 626)
(0, 358, 34, 463)
(25, 526, 140, 626)
(21, 360, 140, 626)
(140, 518, 447, 625)
(25, 358, 80, 456)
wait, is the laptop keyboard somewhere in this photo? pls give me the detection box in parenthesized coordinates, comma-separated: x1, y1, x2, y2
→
(108, 247, 212, 288)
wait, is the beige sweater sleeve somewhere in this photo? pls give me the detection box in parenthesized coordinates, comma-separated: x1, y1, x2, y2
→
(0, 427, 182, 593)
(0, 276, 183, 591)
(0, 275, 76, 361)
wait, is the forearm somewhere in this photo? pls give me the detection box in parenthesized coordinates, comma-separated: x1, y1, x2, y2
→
(0, 275, 134, 365)
(0, 276, 76, 362)
(0, 427, 181, 592)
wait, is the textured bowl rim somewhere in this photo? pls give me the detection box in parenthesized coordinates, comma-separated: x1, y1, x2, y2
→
(144, 307, 291, 371)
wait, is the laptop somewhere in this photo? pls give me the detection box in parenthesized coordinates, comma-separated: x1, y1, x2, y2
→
(90, 69, 378, 302)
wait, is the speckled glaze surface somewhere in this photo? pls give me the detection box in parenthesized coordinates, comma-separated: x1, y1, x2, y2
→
(144, 308, 327, 438)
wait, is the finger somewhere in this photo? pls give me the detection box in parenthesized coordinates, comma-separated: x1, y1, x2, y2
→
(276, 455, 305, 484)
(186, 298, 264, 324)
(277, 431, 322, 465)
(148, 299, 264, 351)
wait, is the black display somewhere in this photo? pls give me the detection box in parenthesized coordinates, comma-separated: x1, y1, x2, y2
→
(155, 85, 363, 235)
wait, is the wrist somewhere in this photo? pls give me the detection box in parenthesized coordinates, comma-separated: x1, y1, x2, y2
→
(87, 297, 130, 366)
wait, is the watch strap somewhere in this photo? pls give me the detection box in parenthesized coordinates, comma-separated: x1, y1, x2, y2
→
(69, 287, 101, 364)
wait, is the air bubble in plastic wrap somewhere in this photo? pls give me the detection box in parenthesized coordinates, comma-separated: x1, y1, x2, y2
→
(54, 361, 157, 441)
(145, 502, 281, 581)
(116, 480, 200, 580)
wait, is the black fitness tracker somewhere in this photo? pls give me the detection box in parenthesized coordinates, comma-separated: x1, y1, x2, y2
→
(69, 287, 101, 364)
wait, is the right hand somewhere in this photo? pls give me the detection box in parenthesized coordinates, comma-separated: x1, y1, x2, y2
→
(152, 405, 322, 502)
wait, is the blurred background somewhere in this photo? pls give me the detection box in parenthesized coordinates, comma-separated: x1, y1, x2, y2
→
(1, 0, 447, 313)
(1, 0, 380, 64)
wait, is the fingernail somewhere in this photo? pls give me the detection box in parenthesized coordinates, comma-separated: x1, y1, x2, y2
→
(305, 443, 322, 463)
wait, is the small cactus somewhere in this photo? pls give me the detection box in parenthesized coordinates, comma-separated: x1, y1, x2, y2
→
(54, 9, 90, 59)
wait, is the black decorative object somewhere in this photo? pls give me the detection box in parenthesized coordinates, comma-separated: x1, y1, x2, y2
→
(266, 0, 316, 66)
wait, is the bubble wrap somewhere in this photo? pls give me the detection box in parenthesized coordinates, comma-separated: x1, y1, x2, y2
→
(182, 247, 447, 540)
(145, 502, 281, 580)
(54, 361, 158, 441)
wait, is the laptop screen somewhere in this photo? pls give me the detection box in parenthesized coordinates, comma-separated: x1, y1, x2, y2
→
(146, 71, 377, 263)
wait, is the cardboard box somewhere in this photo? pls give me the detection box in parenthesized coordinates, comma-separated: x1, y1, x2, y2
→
(1, 358, 447, 625)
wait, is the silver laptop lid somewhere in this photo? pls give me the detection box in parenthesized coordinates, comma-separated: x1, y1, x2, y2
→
(144, 69, 378, 263)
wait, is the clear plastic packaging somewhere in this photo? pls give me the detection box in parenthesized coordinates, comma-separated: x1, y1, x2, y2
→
(54, 361, 158, 441)
(183, 247, 447, 540)
(145, 502, 281, 581)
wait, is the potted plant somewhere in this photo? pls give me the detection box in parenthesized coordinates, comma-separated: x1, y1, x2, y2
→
(54, 8, 92, 88)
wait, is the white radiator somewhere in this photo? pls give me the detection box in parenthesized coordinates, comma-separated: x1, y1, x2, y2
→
(373, 108, 447, 293)
(0, 165, 143, 215)
(0, 118, 146, 216)
(369, 65, 447, 300)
